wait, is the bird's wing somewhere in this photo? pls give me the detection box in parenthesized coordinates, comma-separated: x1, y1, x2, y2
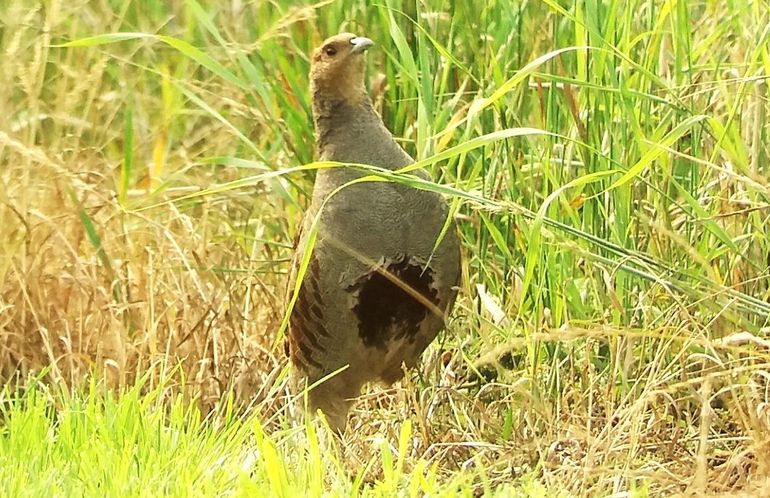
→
(284, 212, 332, 372)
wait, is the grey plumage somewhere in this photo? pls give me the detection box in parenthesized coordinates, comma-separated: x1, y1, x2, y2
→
(286, 33, 461, 431)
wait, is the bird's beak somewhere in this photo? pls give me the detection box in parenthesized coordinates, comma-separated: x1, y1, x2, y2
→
(350, 36, 374, 54)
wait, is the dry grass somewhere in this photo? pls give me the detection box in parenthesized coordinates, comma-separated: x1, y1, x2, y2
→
(0, 1, 289, 411)
(3, 0, 770, 496)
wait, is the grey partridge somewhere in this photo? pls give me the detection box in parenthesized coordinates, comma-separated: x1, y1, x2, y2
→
(285, 33, 461, 431)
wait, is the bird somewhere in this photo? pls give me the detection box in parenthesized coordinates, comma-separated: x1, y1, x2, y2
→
(284, 32, 461, 432)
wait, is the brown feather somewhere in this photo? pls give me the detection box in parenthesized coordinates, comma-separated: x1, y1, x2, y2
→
(284, 32, 461, 432)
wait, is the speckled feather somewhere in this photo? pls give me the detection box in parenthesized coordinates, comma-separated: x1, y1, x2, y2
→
(285, 33, 461, 431)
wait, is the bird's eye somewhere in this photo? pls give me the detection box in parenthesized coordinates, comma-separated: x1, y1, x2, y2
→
(323, 45, 337, 56)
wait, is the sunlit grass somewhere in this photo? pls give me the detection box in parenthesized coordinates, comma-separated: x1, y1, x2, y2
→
(4, 376, 535, 497)
(2, 0, 770, 495)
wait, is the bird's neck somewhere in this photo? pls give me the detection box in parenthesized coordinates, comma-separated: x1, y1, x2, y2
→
(312, 93, 380, 156)
(311, 87, 373, 122)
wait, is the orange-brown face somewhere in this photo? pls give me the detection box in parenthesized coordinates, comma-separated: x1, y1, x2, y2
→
(310, 33, 374, 104)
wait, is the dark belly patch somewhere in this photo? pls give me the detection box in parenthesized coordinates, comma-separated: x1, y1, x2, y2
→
(348, 257, 439, 350)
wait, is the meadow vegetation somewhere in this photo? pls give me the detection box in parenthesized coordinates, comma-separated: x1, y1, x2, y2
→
(1, 0, 770, 495)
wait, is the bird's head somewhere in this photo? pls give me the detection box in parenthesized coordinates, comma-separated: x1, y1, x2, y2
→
(310, 32, 374, 107)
